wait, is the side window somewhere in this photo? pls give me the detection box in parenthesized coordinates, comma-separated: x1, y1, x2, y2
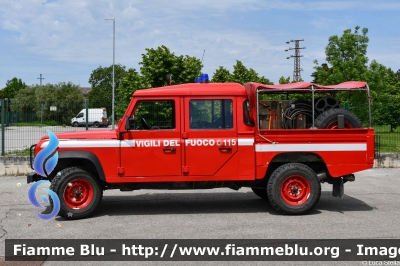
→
(190, 99, 233, 130)
(76, 113, 84, 118)
(243, 99, 252, 126)
(133, 100, 175, 130)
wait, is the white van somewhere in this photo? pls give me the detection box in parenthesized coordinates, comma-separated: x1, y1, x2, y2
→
(70, 108, 109, 127)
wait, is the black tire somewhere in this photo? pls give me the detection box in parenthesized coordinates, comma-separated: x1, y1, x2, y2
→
(267, 163, 321, 215)
(315, 108, 362, 129)
(93, 122, 100, 128)
(50, 167, 102, 220)
(251, 187, 269, 200)
(72, 122, 79, 127)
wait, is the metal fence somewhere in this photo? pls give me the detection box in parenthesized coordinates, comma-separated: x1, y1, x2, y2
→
(347, 104, 400, 153)
(0, 98, 123, 155)
(1, 98, 400, 155)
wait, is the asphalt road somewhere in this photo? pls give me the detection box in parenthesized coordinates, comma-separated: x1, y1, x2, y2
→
(1, 168, 399, 266)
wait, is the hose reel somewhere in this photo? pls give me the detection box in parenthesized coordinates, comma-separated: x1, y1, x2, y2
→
(283, 97, 342, 129)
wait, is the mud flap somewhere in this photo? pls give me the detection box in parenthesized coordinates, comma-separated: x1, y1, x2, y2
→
(332, 177, 344, 198)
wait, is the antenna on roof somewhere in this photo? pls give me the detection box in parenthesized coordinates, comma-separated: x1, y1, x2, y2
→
(195, 50, 206, 81)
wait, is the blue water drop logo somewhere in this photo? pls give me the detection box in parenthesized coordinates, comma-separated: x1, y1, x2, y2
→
(28, 180, 60, 220)
(33, 130, 59, 177)
(29, 130, 61, 220)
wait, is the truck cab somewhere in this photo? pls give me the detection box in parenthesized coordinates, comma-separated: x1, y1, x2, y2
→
(28, 80, 374, 219)
(118, 83, 254, 180)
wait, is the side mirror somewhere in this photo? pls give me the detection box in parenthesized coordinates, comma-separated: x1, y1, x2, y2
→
(125, 116, 136, 131)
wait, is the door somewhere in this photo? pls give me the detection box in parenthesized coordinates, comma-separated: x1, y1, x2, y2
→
(183, 97, 238, 176)
(120, 99, 182, 177)
(76, 112, 85, 125)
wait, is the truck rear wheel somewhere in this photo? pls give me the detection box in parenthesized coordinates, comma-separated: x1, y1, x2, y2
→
(50, 167, 102, 220)
(267, 163, 321, 215)
(251, 187, 268, 200)
(94, 122, 100, 127)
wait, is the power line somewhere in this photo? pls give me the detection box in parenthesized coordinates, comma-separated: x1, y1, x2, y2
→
(285, 39, 306, 81)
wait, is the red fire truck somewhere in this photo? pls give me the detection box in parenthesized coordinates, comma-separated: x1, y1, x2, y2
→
(28, 77, 375, 219)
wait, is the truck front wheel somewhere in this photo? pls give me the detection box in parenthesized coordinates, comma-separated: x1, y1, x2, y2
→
(267, 163, 321, 215)
(50, 167, 102, 220)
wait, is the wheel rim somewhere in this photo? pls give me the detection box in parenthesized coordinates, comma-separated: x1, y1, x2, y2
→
(326, 120, 353, 129)
(280, 175, 311, 206)
(63, 178, 94, 209)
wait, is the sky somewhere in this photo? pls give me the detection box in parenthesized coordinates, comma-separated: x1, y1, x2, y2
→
(1, 0, 399, 88)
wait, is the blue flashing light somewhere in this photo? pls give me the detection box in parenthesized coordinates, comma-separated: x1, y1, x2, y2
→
(195, 73, 209, 83)
(200, 74, 209, 83)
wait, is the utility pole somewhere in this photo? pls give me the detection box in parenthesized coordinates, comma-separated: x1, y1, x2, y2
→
(37, 74, 45, 86)
(285, 39, 305, 82)
(105, 18, 115, 129)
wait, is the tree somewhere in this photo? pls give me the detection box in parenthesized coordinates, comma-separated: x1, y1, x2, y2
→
(115, 46, 203, 117)
(212, 67, 232, 82)
(396, 69, 400, 80)
(10, 87, 36, 113)
(2, 77, 28, 99)
(139, 45, 202, 87)
(231, 60, 272, 84)
(211, 61, 272, 84)
(34, 83, 85, 124)
(116, 68, 150, 116)
(310, 26, 400, 125)
(256, 75, 273, 85)
(88, 64, 127, 116)
(279, 76, 291, 84)
(311, 63, 331, 84)
(11, 83, 84, 124)
(373, 95, 400, 132)
(312, 26, 369, 85)
(365, 61, 400, 131)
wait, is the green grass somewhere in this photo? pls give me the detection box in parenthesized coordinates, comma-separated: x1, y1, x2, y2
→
(368, 125, 400, 153)
(8, 120, 60, 126)
(373, 125, 400, 133)
(5, 147, 31, 156)
(376, 132, 400, 153)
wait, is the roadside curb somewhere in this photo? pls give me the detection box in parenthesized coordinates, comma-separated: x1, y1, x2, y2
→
(0, 156, 32, 176)
(374, 153, 400, 168)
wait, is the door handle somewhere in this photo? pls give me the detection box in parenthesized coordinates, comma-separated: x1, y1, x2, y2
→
(219, 147, 232, 151)
(163, 148, 176, 153)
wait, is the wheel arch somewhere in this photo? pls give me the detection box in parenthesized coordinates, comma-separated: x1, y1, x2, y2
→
(53, 151, 106, 181)
(265, 152, 327, 180)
